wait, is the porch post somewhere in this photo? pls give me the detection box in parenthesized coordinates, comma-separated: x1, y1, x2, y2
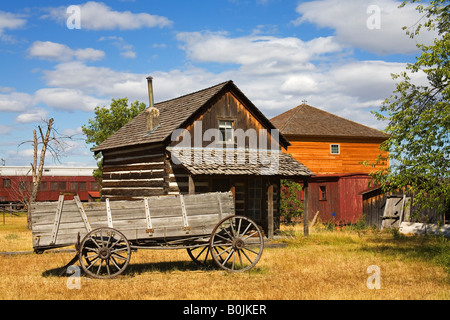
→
(188, 175, 195, 195)
(267, 182, 274, 239)
(303, 178, 309, 236)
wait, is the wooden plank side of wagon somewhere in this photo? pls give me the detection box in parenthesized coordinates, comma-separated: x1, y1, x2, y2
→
(31, 200, 92, 249)
(31, 192, 235, 249)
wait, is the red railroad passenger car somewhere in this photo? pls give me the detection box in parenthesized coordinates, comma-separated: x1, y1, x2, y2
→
(0, 166, 99, 204)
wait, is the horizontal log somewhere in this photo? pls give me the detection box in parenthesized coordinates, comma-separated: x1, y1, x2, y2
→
(102, 187, 165, 197)
(102, 179, 165, 188)
(103, 170, 165, 180)
(102, 162, 165, 172)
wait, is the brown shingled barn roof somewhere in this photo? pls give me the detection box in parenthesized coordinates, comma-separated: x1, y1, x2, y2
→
(270, 104, 388, 140)
(94, 80, 290, 152)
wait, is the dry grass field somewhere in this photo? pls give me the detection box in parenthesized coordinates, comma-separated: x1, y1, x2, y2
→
(0, 213, 449, 300)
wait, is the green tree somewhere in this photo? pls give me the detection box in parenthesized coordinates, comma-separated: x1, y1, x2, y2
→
(82, 98, 146, 181)
(372, 0, 450, 216)
(280, 179, 303, 225)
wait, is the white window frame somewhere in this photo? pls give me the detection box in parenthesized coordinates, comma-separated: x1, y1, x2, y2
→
(330, 144, 340, 155)
(218, 120, 234, 143)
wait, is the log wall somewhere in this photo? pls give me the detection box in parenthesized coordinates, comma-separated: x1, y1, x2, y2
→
(101, 143, 166, 200)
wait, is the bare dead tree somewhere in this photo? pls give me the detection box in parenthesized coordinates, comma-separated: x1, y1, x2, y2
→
(19, 118, 80, 229)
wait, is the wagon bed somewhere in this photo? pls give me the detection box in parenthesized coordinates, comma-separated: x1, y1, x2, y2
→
(31, 192, 264, 278)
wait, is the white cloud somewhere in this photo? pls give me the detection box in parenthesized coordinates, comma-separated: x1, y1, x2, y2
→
(15, 108, 49, 123)
(98, 36, 137, 59)
(28, 41, 105, 61)
(177, 31, 343, 74)
(34, 88, 109, 112)
(0, 91, 33, 112)
(294, 0, 438, 55)
(0, 11, 26, 41)
(43, 1, 173, 30)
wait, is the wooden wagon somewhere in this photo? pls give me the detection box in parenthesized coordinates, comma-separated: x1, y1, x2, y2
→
(31, 191, 264, 278)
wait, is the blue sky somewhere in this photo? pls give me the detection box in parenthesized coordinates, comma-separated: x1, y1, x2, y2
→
(0, 0, 436, 167)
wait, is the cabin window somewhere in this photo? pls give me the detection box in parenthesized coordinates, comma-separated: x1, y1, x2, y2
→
(219, 120, 234, 143)
(319, 186, 327, 201)
(330, 144, 340, 154)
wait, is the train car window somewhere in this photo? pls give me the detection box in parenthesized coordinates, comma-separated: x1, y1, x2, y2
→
(2, 179, 11, 188)
(70, 182, 78, 191)
(59, 182, 67, 191)
(91, 181, 99, 191)
(78, 182, 86, 191)
(19, 181, 28, 191)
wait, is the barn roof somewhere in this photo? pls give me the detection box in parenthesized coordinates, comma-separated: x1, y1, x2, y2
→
(270, 104, 388, 140)
(94, 80, 290, 152)
(168, 149, 313, 177)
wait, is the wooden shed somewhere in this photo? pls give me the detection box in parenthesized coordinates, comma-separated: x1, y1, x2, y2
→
(93, 79, 313, 237)
(271, 103, 388, 225)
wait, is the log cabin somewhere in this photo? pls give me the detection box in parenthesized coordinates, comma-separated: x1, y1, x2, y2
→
(93, 78, 313, 237)
(270, 103, 389, 225)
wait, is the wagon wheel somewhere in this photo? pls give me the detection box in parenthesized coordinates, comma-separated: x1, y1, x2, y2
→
(186, 245, 225, 267)
(78, 227, 131, 279)
(209, 215, 264, 272)
(187, 245, 211, 266)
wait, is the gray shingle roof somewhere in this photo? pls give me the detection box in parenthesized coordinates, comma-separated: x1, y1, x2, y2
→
(94, 81, 231, 152)
(168, 148, 313, 177)
(94, 80, 290, 152)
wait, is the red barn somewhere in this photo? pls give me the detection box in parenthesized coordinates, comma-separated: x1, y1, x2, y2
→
(0, 166, 99, 205)
(271, 103, 389, 224)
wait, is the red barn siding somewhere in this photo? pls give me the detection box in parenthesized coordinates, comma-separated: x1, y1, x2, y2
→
(339, 175, 371, 223)
(295, 174, 373, 224)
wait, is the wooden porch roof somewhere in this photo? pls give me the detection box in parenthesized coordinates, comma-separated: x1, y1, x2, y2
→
(168, 149, 313, 177)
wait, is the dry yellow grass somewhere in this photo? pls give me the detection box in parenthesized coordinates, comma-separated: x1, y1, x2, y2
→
(0, 215, 449, 300)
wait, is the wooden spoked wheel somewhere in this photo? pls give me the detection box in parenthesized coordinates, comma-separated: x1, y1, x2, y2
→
(78, 227, 131, 279)
(187, 245, 212, 266)
(209, 215, 264, 272)
(187, 244, 226, 267)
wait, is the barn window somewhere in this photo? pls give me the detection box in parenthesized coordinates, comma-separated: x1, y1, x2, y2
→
(219, 120, 234, 142)
(319, 186, 327, 201)
(330, 144, 340, 154)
